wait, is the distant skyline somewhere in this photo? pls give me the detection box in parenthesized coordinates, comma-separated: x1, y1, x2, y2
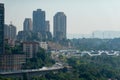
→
(1, 0, 120, 34)
(68, 30, 120, 39)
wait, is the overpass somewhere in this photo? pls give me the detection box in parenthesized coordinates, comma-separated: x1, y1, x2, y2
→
(53, 50, 120, 57)
(0, 64, 65, 80)
(81, 50, 120, 56)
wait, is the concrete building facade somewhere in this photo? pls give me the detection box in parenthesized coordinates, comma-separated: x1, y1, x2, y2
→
(0, 54, 26, 72)
(4, 24, 16, 40)
(23, 42, 39, 58)
(45, 21, 50, 32)
(33, 9, 46, 33)
(4, 24, 10, 39)
(23, 18, 33, 31)
(53, 12, 67, 41)
(9, 24, 16, 40)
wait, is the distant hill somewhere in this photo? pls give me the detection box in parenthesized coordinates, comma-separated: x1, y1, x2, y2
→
(67, 31, 120, 39)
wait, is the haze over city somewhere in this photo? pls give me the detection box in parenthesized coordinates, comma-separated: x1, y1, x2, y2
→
(1, 0, 120, 34)
(2, 1, 120, 80)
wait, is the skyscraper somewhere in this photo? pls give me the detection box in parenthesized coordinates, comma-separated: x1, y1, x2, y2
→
(23, 18, 32, 31)
(0, 3, 4, 54)
(45, 21, 50, 32)
(53, 12, 67, 41)
(9, 24, 16, 40)
(4, 24, 10, 39)
(4, 24, 16, 40)
(33, 9, 46, 33)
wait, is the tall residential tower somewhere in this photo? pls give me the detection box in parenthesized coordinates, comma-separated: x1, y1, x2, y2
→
(53, 12, 67, 41)
(4, 24, 16, 40)
(9, 24, 16, 40)
(45, 21, 50, 32)
(23, 18, 33, 32)
(0, 3, 4, 54)
(33, 9, 46, 33)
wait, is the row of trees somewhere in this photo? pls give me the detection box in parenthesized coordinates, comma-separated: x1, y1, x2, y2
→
(67, 56, 120, 80)
(1, 55, 120, 80)
(23, 48, 55, 69)
(71, 38, 120, 50)
(27, 56, 120, 80)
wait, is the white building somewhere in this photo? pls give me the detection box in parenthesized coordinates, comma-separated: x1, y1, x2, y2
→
(39, 42, 48, 50)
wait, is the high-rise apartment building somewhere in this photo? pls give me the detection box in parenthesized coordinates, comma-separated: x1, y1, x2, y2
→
(0, 3, 4, 54)
(33, 9, 46, 33)
(4, 24, 10, 39)
(45, 21, 50, 32)
(23, 18, 33, 31)
(53, 12, 67, 41)
(4, 24, 16, 40)
(9, 24, 16, 40)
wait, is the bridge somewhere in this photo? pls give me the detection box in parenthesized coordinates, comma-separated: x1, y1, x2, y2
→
(0, 63, 65, 80)
(80, 50, 120, 56)
(52, 50, 120, 57)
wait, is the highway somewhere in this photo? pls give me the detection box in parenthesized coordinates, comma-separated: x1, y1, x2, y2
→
(51, 50, 120, 59)
(0, 63, 64, 75)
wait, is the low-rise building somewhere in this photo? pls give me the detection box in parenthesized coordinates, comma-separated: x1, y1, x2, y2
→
(39, 42, 48, 50)
(23, 42, 39, 58)
(0, 54, 26, 72)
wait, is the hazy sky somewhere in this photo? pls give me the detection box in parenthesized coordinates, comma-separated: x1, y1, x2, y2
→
(1, 0, 120, 34)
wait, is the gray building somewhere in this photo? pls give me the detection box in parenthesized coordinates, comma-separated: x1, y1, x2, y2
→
(4, 24, 10, 39)
(9, 24, 16, 40)
(0, 54, 26, 72)
(23, 18, 32, 31)
(45, 20, 50, 32)
(0, 3, 4, 54)
(4, 24, 16, 40)
(53, 12, 67, 41)
(23, 41, 39, 58)
(33, 9, 46, 33)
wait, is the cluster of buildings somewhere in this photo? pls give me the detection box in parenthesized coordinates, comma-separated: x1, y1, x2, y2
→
(17, 9, 67, 42)
(0, 3, 67, 72)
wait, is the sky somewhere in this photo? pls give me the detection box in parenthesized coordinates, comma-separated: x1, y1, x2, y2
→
(1, 0, 120, 34)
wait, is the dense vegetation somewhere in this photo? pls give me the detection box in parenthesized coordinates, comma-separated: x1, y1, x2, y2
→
(1, 55, 120, 80)
(71, 38, 120, 50)
(23, 48, 55, 69)
(22, 56, 120, 80)
(67, 56, 120, 80)
(5, 43, 24, 54)
(2, 38, 120, 80)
